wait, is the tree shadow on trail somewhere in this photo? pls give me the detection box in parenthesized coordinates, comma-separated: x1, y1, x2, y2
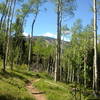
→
(15, 70, 36, 78)
(0, 71, 30, 83)
(15, 70, 41, 79)
(0, 94, 34, 100)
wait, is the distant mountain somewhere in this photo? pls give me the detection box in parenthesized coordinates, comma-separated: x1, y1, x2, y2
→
(33, 36, 69, 43)
(33, 36, 56, 43)
(25, 36, 70, 45)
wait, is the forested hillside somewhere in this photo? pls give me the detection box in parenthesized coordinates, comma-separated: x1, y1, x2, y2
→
(0, 0, 100, 100)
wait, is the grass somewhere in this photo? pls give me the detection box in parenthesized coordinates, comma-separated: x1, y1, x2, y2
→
(0, 64, 36, 100)
(0, 62, 100, 100)
(33, 75, 85, 100)
(30, 72, 100, 100)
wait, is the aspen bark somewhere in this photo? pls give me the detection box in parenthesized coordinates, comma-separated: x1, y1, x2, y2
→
(55, 0, 60, 81)
(93, 0, 98, 93)
(28, 8, 38, 70)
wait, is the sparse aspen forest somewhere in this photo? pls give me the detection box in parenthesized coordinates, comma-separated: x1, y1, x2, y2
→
(0, 0, 100, 100)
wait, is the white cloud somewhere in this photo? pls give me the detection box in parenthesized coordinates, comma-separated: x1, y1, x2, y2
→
(63, 38, 70, 42)
(42, 32, 71, 41)
(42, 32, 56, 38)
(23, 31, 71, 41)
(63, 31, 72, 34)
(23, 32, 29, 36)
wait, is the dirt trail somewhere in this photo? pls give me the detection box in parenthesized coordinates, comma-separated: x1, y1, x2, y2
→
(26, 79, 47, 100)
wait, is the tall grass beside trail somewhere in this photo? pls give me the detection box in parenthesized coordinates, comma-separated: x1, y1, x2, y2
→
(0, 62, 99, 100)
(0, 63, 35, 100)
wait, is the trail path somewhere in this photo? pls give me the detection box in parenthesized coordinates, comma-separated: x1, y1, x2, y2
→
(26, 79, 47, 100)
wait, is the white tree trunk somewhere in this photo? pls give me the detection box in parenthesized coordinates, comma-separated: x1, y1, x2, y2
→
(93, 0, 98, 93)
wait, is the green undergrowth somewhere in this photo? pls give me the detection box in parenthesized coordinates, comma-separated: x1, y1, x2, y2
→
(0, 63, 99, 100)
(0, 66, 36, 100)
(33, 78, 85, 100)
(30, 72, 100, 100)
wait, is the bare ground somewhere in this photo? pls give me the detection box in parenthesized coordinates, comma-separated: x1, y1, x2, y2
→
(26, 79, 47, 100)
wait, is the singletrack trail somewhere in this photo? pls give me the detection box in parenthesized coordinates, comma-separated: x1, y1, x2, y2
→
(26, 79, 47, 100)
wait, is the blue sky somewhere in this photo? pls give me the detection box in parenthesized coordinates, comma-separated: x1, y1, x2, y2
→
(0, 0, 99, 39)
(0, 0, 100, 38)
(23, 1, 57, 36)
(23, 0, 100, 39)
